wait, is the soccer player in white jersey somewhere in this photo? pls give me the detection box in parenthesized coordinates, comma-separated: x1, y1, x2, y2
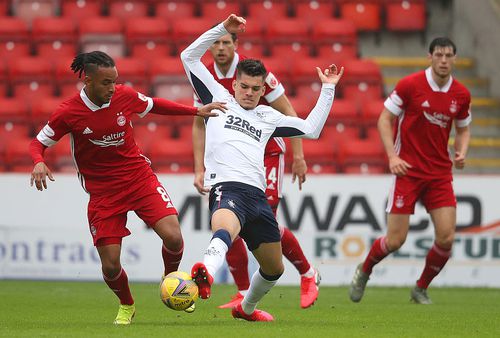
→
(349, 37, 471, 304)
(180, 14, 344, 321)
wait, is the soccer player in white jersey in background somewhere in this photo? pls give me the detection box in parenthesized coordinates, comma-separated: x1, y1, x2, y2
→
(181, 14, 344, 321)
(349, 37, 471, 304)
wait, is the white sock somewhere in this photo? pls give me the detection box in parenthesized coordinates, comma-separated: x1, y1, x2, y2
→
(238, 290, 248, 296)
(301, 266, 315, 278)
(241, 270, 278, 315)
(203, 238, 228, 277)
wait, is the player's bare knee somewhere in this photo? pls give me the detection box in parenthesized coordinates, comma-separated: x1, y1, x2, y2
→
(435, 235, 454, 249)
(386, 236, 406, 251)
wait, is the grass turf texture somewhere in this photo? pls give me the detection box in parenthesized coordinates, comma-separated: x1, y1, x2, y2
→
(1, 281, 499, 337)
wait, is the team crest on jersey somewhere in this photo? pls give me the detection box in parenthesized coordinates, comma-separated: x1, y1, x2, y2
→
(117, 114, 126, 126)
(395, 195, 404, 209)
(266, 72, 278, 89)
(449, 100, 458, 113)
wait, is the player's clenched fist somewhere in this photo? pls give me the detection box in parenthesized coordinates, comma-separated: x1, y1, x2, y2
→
(223, 14, 246, 34)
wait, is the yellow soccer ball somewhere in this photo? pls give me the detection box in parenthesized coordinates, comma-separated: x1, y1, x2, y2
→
(160, 271, 199, 311)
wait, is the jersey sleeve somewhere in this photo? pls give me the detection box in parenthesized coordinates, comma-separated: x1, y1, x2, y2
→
(455, 89, 472, 127)
(36, 105, 71, 147)
(384, 77, 412, 116)
(272, 83, 335, 139)
(180, 23, 232, 105)
(120, 85, 154, 118)
(263, 71, 285, 103)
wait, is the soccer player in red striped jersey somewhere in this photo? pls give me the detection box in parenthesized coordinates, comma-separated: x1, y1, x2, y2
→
(192, 29, 320, 309)
(29, 51, 224, 324)
(349, 37, 471, 304)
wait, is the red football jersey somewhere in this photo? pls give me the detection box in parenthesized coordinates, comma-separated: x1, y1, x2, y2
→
(384, 68, 471, 179)
(36, 85, 156, 195)
(196, 52, 287, 156)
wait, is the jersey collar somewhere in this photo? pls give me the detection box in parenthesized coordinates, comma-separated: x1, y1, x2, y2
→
(425, 67, 453, 93)
(214, 52, 239, 79)
(80, 86, 111, 111)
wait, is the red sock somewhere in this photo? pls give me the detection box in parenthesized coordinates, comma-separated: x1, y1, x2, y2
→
(362, 236, 390, 275)
(281, 227, 311, 275)
(226, 237, 250, 291)
(417, 242, 451, 289)
(103, 268, 134, 305)
(162, 242, 183, 276)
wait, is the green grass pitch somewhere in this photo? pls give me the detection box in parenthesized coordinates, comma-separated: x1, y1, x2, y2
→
(1, 280, 499, 337)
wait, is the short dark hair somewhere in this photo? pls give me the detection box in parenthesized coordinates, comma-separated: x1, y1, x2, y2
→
(70, 51, 115, 78)
(429, 37, 457, 55)
(236, 59, 267, 80)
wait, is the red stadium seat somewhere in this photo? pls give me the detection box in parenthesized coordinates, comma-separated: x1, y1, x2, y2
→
(0, 17, 30, 62)
(246, 1, 289, 28)
(30, 96, 60, 131)
(343, 82, 383, 104)
(0, 97, 30, 123)
(108, 0, 149, 20)
(59, 82, 84, 99)
(4, 135, 33, 169)
(170, 18, 215, 55)
(0, 61, 7, 96)
(385, 0, 426, 32)
(321, 125, 360, 144)
(329, 99, 359, 127)
(150, 57, 193, 101)
(340, 1, 382, 32)
(49, 136, 76, 172)
(301, 137, 338, 174)
(293, 1, 336, 23)
(0, 0, 8, 15)
(238, 41, 266, 58)
(259, 57, 292, 85)
(11, 0, 58, 24)
(8, 57, 55, 98)
(290, 56, 332, 86)
(54, 57, 85, 97)
(200, 1, 242, 22)
(360, 99, 384, 128)
(32, 17, 77, 58)
(79, 17, 125, 58)
(125, 17, 171, 59)
(114, 57, 149, 94)
(133, 123, 174, 154)
(154, 1, 197, 20)
(61, 0, 102, 22)
(149, 138, 194, 173)
(338, 137, 385, 173)
(0, 41, 31, 62)
(342, 59, 382, 86)
(311, 18, 357, 60)
(266, 18, 311, 57)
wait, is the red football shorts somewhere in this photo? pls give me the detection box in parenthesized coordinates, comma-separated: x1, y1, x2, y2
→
(386, 175, 456, 214)
(264, 152, 285, 215)
(87, 174, 178, 246)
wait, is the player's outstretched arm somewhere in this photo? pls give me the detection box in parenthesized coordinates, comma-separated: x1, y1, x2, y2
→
(272, 64, 343, 139)
(180, 22, 234, 105)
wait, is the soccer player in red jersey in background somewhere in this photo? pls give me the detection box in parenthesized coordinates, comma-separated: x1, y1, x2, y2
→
(349, 37, 471, 304)
(29, 51, 224, 325)
(192, 30, 321, 309)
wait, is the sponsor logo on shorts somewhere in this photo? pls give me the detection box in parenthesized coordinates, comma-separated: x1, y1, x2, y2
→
(228, 200, 236, 208)
(395, 195, 404, 209)
(90, 225, 97, 236)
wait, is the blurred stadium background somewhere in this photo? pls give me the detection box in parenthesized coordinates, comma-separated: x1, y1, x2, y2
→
(0, 1, 499, 288)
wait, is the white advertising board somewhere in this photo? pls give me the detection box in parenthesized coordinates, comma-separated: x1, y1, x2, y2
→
(0, 174, 499, 286)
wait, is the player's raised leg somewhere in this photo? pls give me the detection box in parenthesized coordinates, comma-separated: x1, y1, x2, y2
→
(192, 209, 240, 299)
(412, 206, 455, 304)
(219, 236, 249, 308)
(350, 213, 410, 302)
(97, 241, 135, 325)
